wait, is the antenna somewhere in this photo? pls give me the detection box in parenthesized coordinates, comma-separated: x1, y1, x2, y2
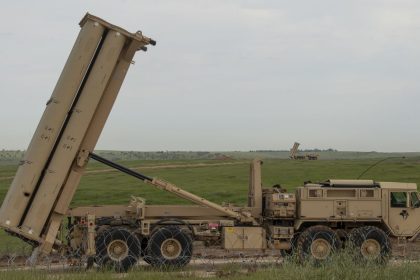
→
(357, 156, 406, 179)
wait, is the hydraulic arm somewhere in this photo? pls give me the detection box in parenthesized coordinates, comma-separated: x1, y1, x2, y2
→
(89, 153, 256, 223)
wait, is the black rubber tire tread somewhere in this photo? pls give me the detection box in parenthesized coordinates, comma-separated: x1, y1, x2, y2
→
(335, 229, 349, 249)
(349, 226, 391, 264)
(296, 225, 341, 264)
(146, 226, 193, 268)
(140, 237, 154, 265)
(95, 227, 141, 272)
(86, 256, 95, 269)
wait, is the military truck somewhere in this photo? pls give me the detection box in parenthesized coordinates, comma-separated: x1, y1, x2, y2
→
(1, 14, 419, 272)
(290, 142, 319, 160)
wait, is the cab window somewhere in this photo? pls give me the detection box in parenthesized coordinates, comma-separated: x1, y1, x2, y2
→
(410, 192, 420, 208)
(390, 192, 407, 208)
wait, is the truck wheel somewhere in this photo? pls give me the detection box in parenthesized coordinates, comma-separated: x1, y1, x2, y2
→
(146, 226, 193, 268)
(296, 225, 341, 263)
(349, 226, 390, 263)
(95, 227, 141, 272)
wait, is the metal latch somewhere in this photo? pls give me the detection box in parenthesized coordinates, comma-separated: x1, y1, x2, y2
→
(76, 149, 90, 167)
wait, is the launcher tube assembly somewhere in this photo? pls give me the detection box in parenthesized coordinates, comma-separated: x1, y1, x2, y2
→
(0, 14, 155, 253)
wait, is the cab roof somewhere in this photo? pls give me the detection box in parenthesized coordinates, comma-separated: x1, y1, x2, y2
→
(304, 180, 418, 190)
(378, 182, 417, 190)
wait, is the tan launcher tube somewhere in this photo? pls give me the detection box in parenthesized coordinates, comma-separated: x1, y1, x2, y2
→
(0, 13, 155, 247)
(40, 37, 147, 254)
(0, 19, 105, 228)
(21, 30, 126, 237)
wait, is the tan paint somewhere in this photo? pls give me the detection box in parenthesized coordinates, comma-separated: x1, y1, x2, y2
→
(0, 18, 105, 228)
(289, 142, 300, 159)
(299, 186, 383, 220)
(387, 189, 420, 236)
(86, 214, 96, 256)
(2, 13, 420, 262)
(41, 213, 62, 254)
(223, 227, 266, 250)
(248, 159, 262, 217)
(0, 13, 155, 245)
(147, 178, 256, 224)
(21, 30, 126, 237)
(40, 38, 146, 253)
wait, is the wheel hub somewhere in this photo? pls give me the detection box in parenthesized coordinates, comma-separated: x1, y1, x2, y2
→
(360, 239, 381, 259)
(161, 238, 182, 260)
(107, 239, 129, 261)
(310, 238, 331, 260)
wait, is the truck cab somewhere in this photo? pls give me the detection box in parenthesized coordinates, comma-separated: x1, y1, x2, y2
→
(381, 182, 420, 237)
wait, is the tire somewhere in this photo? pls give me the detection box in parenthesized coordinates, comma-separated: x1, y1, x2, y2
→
(86, 256, 95, 269)
(335, 229, 349, 249)
(349, 226, 391, 264)
(146, 226, 193, 268)
(139, 237, 154, 265)
(296, 225, 341, 264)
(95, 227, 141, 272)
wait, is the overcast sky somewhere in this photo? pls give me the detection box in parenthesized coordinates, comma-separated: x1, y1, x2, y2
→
(0, 1, 419, 152)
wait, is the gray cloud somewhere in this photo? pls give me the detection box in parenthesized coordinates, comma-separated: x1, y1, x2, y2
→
(0, 0, 419, 152)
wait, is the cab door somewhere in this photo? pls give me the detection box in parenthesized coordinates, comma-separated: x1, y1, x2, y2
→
(388, 191, 420, 236)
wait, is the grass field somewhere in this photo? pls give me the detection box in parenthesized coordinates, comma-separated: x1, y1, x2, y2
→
(2, 157, 420, 207)
(0, 157, 420, 278)
(2, 149, 420, 164)
(2, 254, 420, 280)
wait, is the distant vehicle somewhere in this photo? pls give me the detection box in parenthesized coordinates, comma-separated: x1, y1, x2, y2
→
(290, 142, 319, 160)
(1, 14, 418, 272)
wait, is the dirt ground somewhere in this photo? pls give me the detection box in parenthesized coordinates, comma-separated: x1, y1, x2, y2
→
(1, 238, 420, 270)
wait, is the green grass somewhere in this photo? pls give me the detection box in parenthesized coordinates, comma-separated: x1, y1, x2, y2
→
(2, 256, 420, 280)
(72, 157, 420, 206)
(2, 149, 420, 164)
(0, 158, 420, 277)
(1, 157, 420, 253)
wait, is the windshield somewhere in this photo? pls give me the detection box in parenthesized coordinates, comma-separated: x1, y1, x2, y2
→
(410, 192, 420, 208)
